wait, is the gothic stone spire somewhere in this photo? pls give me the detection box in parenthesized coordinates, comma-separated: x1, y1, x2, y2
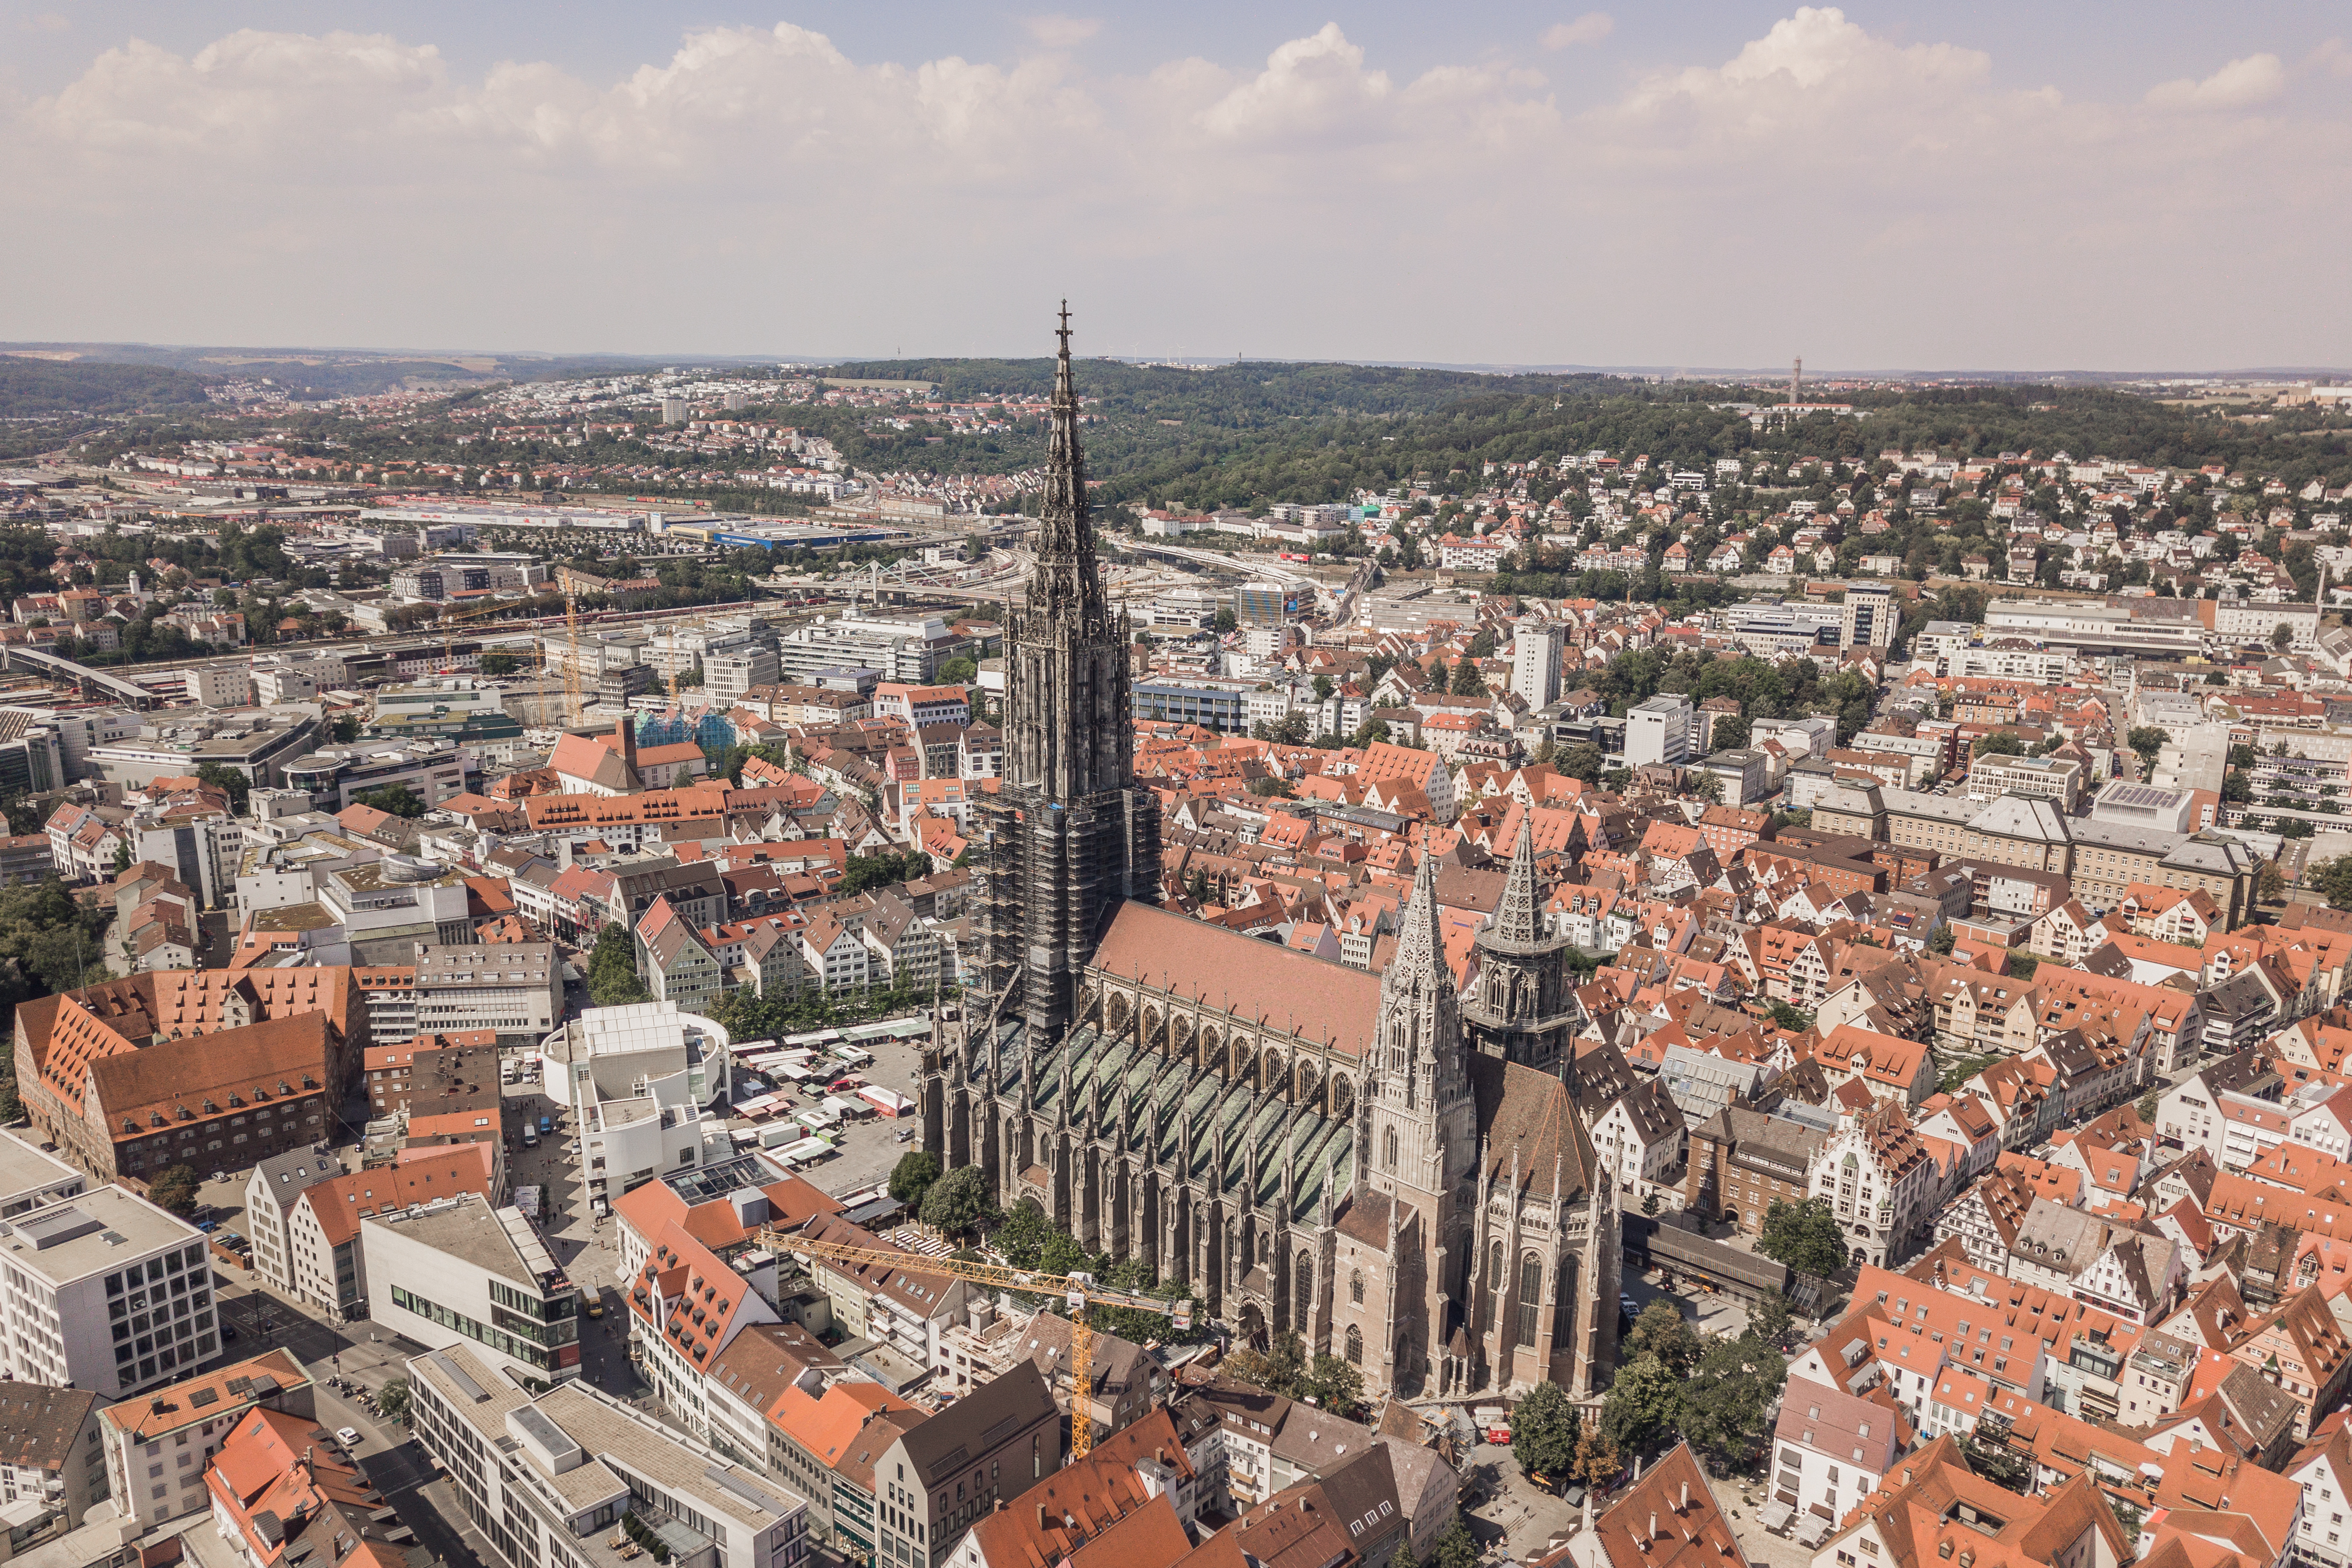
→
(1489, 811, 1544, 950)
(1030, 300, 1107, 624)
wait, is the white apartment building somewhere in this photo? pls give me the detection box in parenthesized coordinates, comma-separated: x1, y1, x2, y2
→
(365, 1194, 583, 1389)
(249, 652, 347, 706)
(1750, 714, 1837, 761)
(98, 1349, 314, 1529)
(1772, 1376, 1903, 1530)
(242, 1147, 342, 1298)
(707, 648, 784, 703)
(0, 1185, 215, 1398)
(184, 665, 253, 709)
(1625, 695, 1694, 769)
(414, 942, 563, 1047)
(1509, 618, 1563, 711)
(543, 1002, 733, 1210)
(408, 1343, 810, 1568)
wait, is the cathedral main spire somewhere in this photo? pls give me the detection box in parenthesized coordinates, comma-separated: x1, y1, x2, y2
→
(968, 305, 1162, 1041)
(1031, 300, 1107, 623)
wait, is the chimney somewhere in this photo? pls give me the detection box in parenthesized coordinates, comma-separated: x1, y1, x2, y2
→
(1038, 1504, 1048, 1530)
(1680, 1482, 1689, 1512)
(1650, 1514, 1658, 1541)
(616, 715, 638, 777)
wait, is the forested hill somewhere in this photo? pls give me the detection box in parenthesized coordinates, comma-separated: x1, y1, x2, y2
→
(0, 356, 212, 418)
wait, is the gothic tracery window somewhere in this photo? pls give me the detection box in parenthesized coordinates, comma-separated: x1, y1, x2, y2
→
(1345, 1325, 1362, 1364)
(1350, 1270, 1364, 1304)
(1518, 1253, 1543, 1342)
(1295, 1254, 1313, 1326)
(1384, 1128, 1398, 1170)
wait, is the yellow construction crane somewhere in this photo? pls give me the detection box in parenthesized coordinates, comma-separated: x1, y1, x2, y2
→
(562, 580, 585, 728)
(754, 1226, 1192, 1457)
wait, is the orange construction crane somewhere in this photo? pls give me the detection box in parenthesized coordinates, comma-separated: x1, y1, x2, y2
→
(754, 1226, 1191, 1457)
(562, 581, 585, 728)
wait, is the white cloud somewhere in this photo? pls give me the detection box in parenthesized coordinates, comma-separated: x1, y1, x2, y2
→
(0, 13, 2344, 369)
(2145, 53, 2286, 110)
(1024, 15, 1102, 51)
(1541, 14, 1612, 51)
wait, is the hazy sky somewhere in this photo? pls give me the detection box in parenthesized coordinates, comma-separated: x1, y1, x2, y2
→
(4, 2, 2349, 371)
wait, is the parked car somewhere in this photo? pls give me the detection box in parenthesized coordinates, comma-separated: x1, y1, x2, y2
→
(538, 1115, 553, 1135)
(220, 1322, 239, 1342)
(523, 1133, 539, 1149)
(585, 1296, 605, 1320)
(335, 1427, 361, 1449)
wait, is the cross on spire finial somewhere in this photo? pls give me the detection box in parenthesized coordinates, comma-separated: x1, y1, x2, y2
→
(1057, 299, 1073, 350)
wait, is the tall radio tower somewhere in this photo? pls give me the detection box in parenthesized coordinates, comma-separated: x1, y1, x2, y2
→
(1790, 357, 1802, 405)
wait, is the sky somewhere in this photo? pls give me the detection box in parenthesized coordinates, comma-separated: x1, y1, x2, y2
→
(3, 2, 2350, 372)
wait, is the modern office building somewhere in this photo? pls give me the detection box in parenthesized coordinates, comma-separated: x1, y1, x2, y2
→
(1841, 582, 1895, 650)
(364, 1193, 582, 1389)
(290, 1147, 497, 1322)
(283, 737, 472, 814)
(0, 1186, 216, 1398)
(414, 943, 563, 1046)
(1233, 582, 1295, 626)
(408, 1342, 810, 1568)
(1625, 695, 1695, 768)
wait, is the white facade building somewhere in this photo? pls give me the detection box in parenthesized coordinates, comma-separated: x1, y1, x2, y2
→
(0, 1185, 215, 1398)
(545, 1002, 734, 1210)
(414, 942, 563, 1046)
(408, 1342, 810, 1568)
(1509, 618, 1564, 712)
(364, 1194, 583, 1388)
(1625, 695, 1694, 769)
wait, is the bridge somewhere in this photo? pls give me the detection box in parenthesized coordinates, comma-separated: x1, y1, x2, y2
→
(0, 644, 172, 709)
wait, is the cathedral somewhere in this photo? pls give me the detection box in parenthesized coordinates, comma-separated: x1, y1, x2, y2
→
(919, 309, 1620, 1403)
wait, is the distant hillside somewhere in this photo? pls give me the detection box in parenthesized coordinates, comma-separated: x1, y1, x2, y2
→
(0, 355, 212, 418)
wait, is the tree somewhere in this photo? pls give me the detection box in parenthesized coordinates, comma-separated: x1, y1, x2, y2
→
(1971, 732, 2024, 758)
(1766, 1001, 1812, 1032)
(1450, 656, 1485, 696)
(1749, 1292, 1794, 1348)
(889, 1151, 941, 1209)
(2274, 622, 2297, 651)
(193, 761, 252, 814)
(2311, 854, 2352, 912)
(2007, 950, 2040, 980)
(919, 1166, 992, 1238)
(1301, 1354, 1366, 1420)
(1558, 742, 1604, 784)
(2135, 1090, 2161, 1125)
(352, 784, 426, 818)
(148, 1164, 199, 1217)
(1569, 1422, 1621, 1490)
(1510, 1381, 1579, 1480)
(111, 839, 131, 876)
(1623, 1300, 1701, 1378)
(331, 715, 364, 743)
(1708, 713, 1750, 751)
(587, 922, 649, 1007)
(2259, 861, 2288, 903)
(2126, 725, 2171, 764)
(1433, 1514, 1480, 1568)
(1688, 770, 1723, 804)
(1598, 1352, 1684, 1460)
(478, 652, 521, 676)
(1249, 777, 1295, 798)
(1926, 924, 1957, 955)
(1684, 1331, 1787, 1474)
(1757, 1197, 1848, 1277)
(1213, 608, 1238, 633)
(992, 1198, 1054, 1269)
(377, 1377, 411, 1426)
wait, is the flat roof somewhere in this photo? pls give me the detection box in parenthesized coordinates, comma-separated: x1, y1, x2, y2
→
(0, 1186, 201, 1284)
(363, 1195, 569, 1295)
(0, 1130, 80, 1206)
